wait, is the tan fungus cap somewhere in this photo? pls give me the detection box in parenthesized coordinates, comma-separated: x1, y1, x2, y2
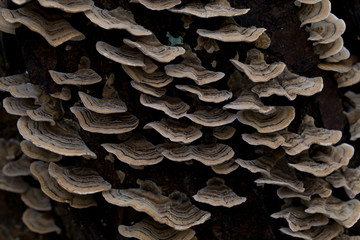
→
(279, 222, 343, 240)
(78, 91, 127, 114)
(38, 0, 94, 13)
(131, 0, 181, 10)
(0, 72, 29, 91)
(185, 107, 236, 127)
(22, 208, 61, 234)
(211, 159, 239, 175)
(298, 0, 331, 26)
(122, 65, 173, 88)
(20, 140, 62, 162)
(131, 81, 166, 97)
(21, 187, 52, 211)
(176, 84, 232, 103)
(2, 97, 38, 116)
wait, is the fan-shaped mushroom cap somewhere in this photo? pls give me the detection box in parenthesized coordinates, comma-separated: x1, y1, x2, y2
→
(0, 172, 28, 193)
(194, 36, 220, 53)
(2, 97, 38, 116)
(175, 85, 232, 103)
(280, 222, 342, 240)
(223, 89, 275, 113)
(169, 0, 249, 18)
(102, 180, 210, 230)
(242, 131, 286, 149)
(277, 178, 332, 201)
(295, 0, 322, 4)
(0, 7, 21, 34)
(50, 87, 71, 101)
(119, 218, 196, 240)
(48, 162, 111, 194)
(164, 48, 225, 85)
(78, 91, 127, 114)
(288, 143, 353, 177)
(230, 49, 286, 82)
(30, 161, 97, 208)
(304, 196, 360, 228)
(20, 140, 62, 162)
(185, 107, 236, 127)
(144, 118, 202, 144)
(38, 0, 93, 13)
(306, 13, 346, 44)
(70, 107, 138, 134)
(11, 0, 32, 5)
(49, 68, 102, 85)
(131, 0, 181, 10)
(237, 106, 295, 133)
(314, 37, 344, 59)
(96, 41, 155, 69)
(0, 72, 29, 91)
(2, 155, 32, 177)
(251, 68, 323, 100)
(160, 143, 234, 166)
(122, 65, 173, 88)
(1, 5, 85, 47)
(212, 126, 236, 140)
(21, 187, 52, 211)
(131, 81, 166, 97)
(85, 5, 151, 35)
(27, 100, 64, 126)
(140, 94, 190, 119)
(271, 206, 329, 232)
(326, 167, 360, 199)
(334, 234, 360, 240)
(318, 58, 353, 73)
(8, 83, 44, 102)
(298, 0, 331, 26)
(335, 63, 360, 88)
(22, 208, 61, 234)
(193, 177, 246, 207)
(211, 159, 239, 174)
(123, 35, 185, 63)
(102, 135, 163, 166)
(325, 47, 350, 63)
(17, 116, 96, 158)
(197, 18, 265, 43)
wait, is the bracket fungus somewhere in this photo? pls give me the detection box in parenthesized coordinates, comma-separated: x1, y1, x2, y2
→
(22, 208, 61, 234)
(37, 0, 94, 13)
(78, 91, 127, 114)
(185, 107, 236, 127)
(21, 187, 52, 211)
(131, 0, 181, 11)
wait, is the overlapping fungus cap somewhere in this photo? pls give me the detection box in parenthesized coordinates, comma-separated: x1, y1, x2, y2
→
(279, 221, 343, 240)
(169, 0, 249, 18)
(48, 162, 111, 194)
(37, 0, 94, 13)
(143, 118, 202, 144)
(130, 81, 166, 97)
(314, 37, 344, 60)
(164, 46, 225, 85)
(17, 116, 96, 158)
(335, 62, 360, 88)
(212, 126, 236, 140)
(102, 180, 211, 230)
(2, 154, 32, 177)
(118, 218, 196, 240)
(0, 72, 29, 91)
(0, 172, 29, 193)
(197, 18, 266, 43)
(306, 13, 346, 44)
(1, 4, 85, 47)
(325, 167, 360, 199)
(2, 97, 38, 116)
(30, 161, 97, 208)
(22, 208, 61, 234)
(21, 187, 52, 211)
(11, 0, 32, 5)
(70, 107, 139, 134)
(123, 34, 185, 63)
(85, 5, 152, 36)
(250, 67, 323, 100)
(20, 140, 62, 162)
(304, 196, 360, 228)
(242, 131, 286, 149)
(26, 99, 64, 126)
(49, 57, 102, 85)
(140, 94, 190, 119)
(287, 143, 354, 177)
(325, 47, 350, 63)
(237, 106, 296, 133)
(122, 65, 173, 88)
(8, 83, 45, 103)
(175, 85, 232, 103)
(223, 89, 275, 114)
(230, 48, 286, 82)
(271, 205, 329, 232)
(317, 58, 353, 73)
(193, 177, 246, 207)
(0, 138, 21, 163)
(96, 41, 157, 71)
(277, 178, 332, 201)
(185, 107, 236, 127)
(211, 159, 239, 175)
(0, 6, 20, 34)
(159, 143, 234, 166)
(78, 91, 127, 114)
(102, 134, 163, 166)
(298, 0, 331, 26)
(131, 0, 181, 11)
(50, 87, 71, 101)
(194, 36, 220, 53)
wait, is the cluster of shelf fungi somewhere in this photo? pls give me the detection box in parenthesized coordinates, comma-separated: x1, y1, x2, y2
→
(1, 0, 360, 239)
